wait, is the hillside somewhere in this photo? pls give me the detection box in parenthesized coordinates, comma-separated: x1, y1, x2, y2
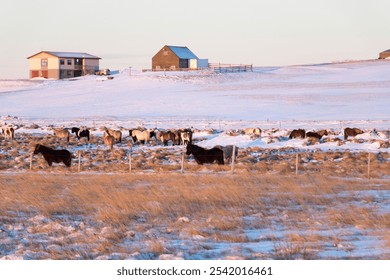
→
(1, 61, 390, 261)
(1, 60, 389, 125)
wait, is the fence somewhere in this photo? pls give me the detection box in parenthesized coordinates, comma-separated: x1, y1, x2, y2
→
(208, 63, 253, 73)
(142, 64, 253, 73)
(27, 147, 388, 179)
(28, 145, 239, 174)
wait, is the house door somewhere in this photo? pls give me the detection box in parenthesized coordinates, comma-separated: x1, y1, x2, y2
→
(74, 70, 82, 77)
(179, 59, 189, 69)
(31, 71, 39, 78)
(41, 70, 48, 78)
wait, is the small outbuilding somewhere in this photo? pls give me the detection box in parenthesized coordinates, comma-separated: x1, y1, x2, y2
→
(379, 49, 390, 59)
(27, 51, 101, 79)
(152, 45, 208, 71)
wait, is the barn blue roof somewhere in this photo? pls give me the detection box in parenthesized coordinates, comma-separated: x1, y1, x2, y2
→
(167, 46, 198, 59)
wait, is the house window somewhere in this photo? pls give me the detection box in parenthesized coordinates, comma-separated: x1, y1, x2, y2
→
(60, 59, 65, 65)
(67, 59, 72, 65)
(41, 59, 48, 68)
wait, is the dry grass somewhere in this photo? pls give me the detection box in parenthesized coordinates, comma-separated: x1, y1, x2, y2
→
(0, 172, 389, 259)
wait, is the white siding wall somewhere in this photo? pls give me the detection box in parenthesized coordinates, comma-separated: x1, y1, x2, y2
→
(29, 58, 41, 70)
(189, 59, 197, 69)
(48, 57, 59, 69)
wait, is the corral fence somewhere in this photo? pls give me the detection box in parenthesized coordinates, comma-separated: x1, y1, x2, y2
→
(141, 64, 253, 73)
(27, 146, 388, 180)
(28, 145, 239, 175)
(142, 68, 209, 72)
(209, 63, 253, 73)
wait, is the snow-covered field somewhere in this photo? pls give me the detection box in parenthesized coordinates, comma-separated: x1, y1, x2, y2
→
(0, 60, 389, 260)
(1, 59, 390, 124)
(1, 59, 389, 152)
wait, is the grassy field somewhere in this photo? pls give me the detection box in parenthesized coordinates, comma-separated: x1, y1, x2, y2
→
(1, 172, 389, 259)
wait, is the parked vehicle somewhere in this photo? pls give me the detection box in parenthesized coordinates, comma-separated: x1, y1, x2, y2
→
(95, 69, 110, 76)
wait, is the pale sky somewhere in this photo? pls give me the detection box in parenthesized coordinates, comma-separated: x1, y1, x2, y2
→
(1, 0, 389, 78)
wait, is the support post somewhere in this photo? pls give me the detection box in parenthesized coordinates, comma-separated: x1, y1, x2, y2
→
(129, 149, 132, 173)
(78, 151, 81, 173)
(181, 150, 185, 173)
(367, 152, 371, 179)
(295, 153, 299, 175)
(231, 145, 236, 174)
(29, 153, 33, 170)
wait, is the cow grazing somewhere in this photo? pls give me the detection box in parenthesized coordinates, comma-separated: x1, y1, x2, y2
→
(186, 144, 224, 165)
(71, 127, 90, 141)
(53, 128, 70, 142)
(344, 127, 364, 140)
(213, 145, 239, 163)
(289, 129, 306, 139)
(33, 144, 72, 167)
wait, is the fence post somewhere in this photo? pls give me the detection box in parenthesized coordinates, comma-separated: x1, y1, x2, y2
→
(128, 149, 132, 173)
(231, 145, 236, 174)
(29, 153, 33, 170)
(78, 151, 81, 173)
(181, 149, 185, 173)
(367, 152, 371, 179)
(295, 153, 299, 175)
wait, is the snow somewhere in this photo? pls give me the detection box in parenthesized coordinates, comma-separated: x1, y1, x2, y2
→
(1, 60, 389, 123)
(0, 60, 389, 260)
(1, 60, 389, 153)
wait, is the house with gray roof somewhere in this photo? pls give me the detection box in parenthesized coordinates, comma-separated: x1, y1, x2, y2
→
(27, 51, 101, 79)
(152, 45, 208, 70)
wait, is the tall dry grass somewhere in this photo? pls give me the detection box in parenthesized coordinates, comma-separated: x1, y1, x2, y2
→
(1, 172, 390, 259)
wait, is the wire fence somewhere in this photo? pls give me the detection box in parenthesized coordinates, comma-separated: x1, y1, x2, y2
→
(26, 146, 389, 179)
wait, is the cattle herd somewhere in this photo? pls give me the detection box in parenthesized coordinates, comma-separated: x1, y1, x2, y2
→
(0, 122, 387, 169)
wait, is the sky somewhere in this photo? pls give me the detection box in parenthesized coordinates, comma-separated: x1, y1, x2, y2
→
(1, 0, 390, 78)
